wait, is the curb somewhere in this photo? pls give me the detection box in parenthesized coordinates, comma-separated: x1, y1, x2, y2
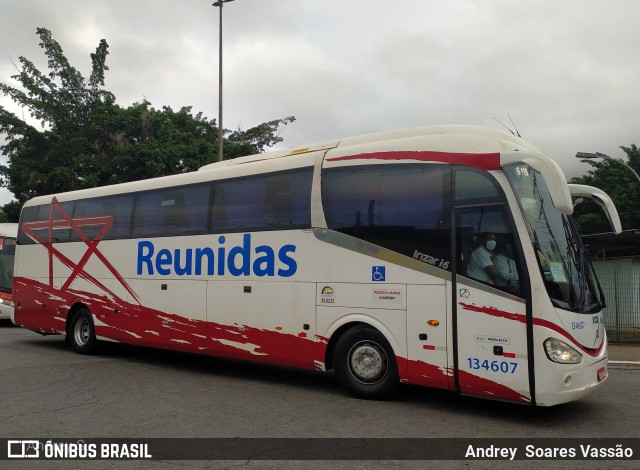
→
(608, 360, 640, 370)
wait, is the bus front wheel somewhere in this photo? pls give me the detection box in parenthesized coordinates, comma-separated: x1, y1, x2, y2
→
(333, 326, 399, 399)
(68, 309, 98, 355)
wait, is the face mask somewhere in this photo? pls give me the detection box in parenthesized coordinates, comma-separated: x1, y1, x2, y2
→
(486, 240, 496, 251)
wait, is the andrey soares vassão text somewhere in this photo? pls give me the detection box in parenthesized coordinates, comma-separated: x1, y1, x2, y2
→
(465, 444, 634, 460)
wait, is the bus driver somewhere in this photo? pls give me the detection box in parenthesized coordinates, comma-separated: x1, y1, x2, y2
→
(467, 232, 498, 285)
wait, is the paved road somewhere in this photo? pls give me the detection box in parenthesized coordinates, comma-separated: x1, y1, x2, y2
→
(1, 320, 639, 469)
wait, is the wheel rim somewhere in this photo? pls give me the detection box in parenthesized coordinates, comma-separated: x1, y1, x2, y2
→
(348, 340, 387, 384)
(74, 317, 91, 347)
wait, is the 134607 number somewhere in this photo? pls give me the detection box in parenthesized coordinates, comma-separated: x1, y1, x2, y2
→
(466, 358, 518, 374)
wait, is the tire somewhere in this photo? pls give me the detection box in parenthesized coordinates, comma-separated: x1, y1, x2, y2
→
(333, 326, 399, 399)
(68, 309, 98, 355)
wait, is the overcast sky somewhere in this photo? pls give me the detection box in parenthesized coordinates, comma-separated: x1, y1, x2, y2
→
(1, 0, 639, 205)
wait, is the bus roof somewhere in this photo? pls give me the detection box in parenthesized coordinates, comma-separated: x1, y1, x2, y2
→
(22, 125, 573, 214)
(198, 125, 572, 214)
(197, 125, 543, 171)
(0, 223, 18, 238)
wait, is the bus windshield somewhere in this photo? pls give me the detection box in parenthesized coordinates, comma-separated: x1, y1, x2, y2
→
(504, 165, 604, 314)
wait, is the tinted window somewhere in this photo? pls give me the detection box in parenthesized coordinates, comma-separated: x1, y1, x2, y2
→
(72, 194, 134, 241)
(133, 184, 210, 238)
(456, 206, 523, 296)
(0, 237, 15, 292)
(51, 201, 75, 243)
(18, 167, 314, 244)
(322, 164, 451, 268)
(18, 202, 77, 244)
(210, 167, 313, 233)
(454, 168, 504, 204)
(18, 204, 51, 245)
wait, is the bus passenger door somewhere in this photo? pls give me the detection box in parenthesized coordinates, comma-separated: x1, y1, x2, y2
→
(453, 205, 531, 404)
(406, 284, 451, 390)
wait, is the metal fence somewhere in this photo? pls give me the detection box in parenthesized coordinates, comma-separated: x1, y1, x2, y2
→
(592, 258, 640, 342)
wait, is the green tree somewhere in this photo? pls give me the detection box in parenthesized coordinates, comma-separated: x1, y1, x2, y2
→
(571, 145, 640, 234)
(0, 28, 295, 221)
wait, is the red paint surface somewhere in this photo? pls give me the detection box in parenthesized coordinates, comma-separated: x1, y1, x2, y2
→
(14, 277, 326, 370)
(398, 356, 528, 402)
(326, 151, 501, 171)
(458, 302, 604, 357)
(457, 369, 530, 403)
(20, 197, 140, 303)
(14, 276, 532, 402)
(397, 356, 451, 390)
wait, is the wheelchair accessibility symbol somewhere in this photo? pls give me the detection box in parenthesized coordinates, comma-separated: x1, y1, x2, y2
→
(372, 266, 386, 282)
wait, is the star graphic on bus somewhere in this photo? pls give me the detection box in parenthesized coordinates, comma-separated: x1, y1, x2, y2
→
(20, 197, 140, 303)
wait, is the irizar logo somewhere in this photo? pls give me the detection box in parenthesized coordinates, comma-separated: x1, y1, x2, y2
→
(137, 234, 297, 277)
(413, 249, 449, 270)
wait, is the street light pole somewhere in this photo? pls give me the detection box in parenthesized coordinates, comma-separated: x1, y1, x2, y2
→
(576, 152, 640, 185)
(213, 0, 235, 162)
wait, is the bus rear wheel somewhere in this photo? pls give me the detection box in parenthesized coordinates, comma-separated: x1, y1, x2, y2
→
(68, 309, 98, 355)
(333, 326, 399, 399)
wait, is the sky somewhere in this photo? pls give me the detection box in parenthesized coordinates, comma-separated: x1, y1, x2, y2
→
(1, 0, 639, 206)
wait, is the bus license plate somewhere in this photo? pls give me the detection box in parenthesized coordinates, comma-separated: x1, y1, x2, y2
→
(597, 367, 607, 382)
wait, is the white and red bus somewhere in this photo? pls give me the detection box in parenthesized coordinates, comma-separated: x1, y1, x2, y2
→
(0, 223, 18, 320)
(12, 125, 620, 406)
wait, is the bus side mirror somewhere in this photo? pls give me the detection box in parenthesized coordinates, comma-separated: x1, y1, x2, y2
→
(568, 184, 622, 234)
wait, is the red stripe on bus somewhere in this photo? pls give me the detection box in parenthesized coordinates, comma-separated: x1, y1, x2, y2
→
(422, 345, 436, 350)
(326, 151, 501, 170)
(503, 352, 516, 358)
(459, 302, 605, 357)
(458, 369, 530, 403)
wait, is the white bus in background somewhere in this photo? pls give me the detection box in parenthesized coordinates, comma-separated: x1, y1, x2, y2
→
(0, 223, 18, 320)
(12, 125, 621, 406)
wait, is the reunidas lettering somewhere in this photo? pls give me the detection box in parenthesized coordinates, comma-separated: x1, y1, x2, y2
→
(137, 234, 297, 278)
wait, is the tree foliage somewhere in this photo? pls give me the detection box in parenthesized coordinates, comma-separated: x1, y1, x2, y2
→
(570, 144, 640, 234)
(0, 28, 295, 222)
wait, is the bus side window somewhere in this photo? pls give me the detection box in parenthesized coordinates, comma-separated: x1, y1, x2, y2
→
(18, 204, 52, 245)
(264, 168, 312, 228)
(456, 206, 522, 296)
(210, 167, 312, 233)
(0, 238, 15, 291)
(132, 185, 209, 238)
(51, 201, 75, 243)
(19, 201, 74, 243)
(209, 175, 266, 232)
(72, 195, 134, 241)
(322, 163, 451, 268)
(454, 168, 504, 205)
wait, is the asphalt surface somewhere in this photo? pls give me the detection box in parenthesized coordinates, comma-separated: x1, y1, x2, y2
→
(1, 320, 639, 469)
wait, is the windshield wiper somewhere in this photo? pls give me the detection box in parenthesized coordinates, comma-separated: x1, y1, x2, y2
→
(589, 257, 607, 310)
(562, 215, 589, 312)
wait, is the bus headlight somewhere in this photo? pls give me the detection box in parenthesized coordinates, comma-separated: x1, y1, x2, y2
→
(544, 338, 582, 364)
(0, 299, 13, 307)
